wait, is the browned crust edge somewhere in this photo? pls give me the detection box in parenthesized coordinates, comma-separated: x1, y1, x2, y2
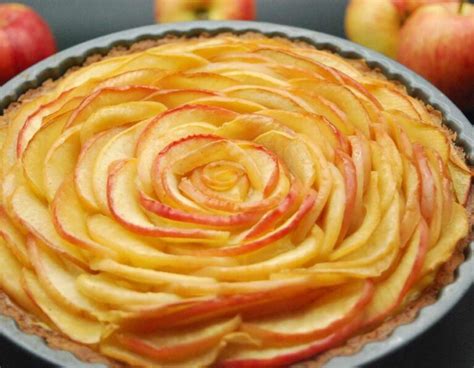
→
(0, 33, 472, 368)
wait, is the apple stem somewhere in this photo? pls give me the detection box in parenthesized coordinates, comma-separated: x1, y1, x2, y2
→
(458, 0, 466, 14)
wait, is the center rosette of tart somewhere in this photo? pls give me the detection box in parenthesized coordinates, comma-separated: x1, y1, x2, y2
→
(0, 35, 470, 368)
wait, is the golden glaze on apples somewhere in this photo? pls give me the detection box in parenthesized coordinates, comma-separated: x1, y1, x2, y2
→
(0, 35, 471, 367)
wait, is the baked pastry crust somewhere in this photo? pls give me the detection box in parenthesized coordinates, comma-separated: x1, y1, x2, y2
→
(0, 33, 472, 367)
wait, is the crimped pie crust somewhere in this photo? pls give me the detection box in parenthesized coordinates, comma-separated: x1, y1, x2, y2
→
(0, 33, 472, 368)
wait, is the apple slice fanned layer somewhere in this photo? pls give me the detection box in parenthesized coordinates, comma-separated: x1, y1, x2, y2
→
(0, 34, 470, 367)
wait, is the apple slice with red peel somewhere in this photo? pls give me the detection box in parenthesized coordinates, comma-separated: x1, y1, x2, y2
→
(364, 82, 422, 120)
(115, 317, 241, 362)
(223, 70, 288, 88)
(218, 313, 363, 368)
(21, 115, 68, 198)
(65, 86, 159, 129)
(0, 238, 42, 315)
(16, 88, 80, 156)
(179, 190, 317, 257)
(114, 51, 208, 75)
(93, 122, 147, 213)
(0, 206, 30, 267)
(198, 227, 323, 281)
(51, 176, 117, 258)
(76, 273, 182, 310)
(79, 100, 166, 144)
(335, 149, 358, 243)
(400, 158, 422, 247)
(139, 191, 261, 228)
(364, 220, 429, 326)
(136, 104, 237, 193)
(146, 88, 218, 108)
(101, 334, 226, 368)
(9, 185, 88, 269)
(257, 110, 335, 160)
(86, 213, 236, 270)
(330, 174, 381, 260)
(156, 71, 239, 90)
(413, 144, 436, 225)
(117, 278, 317, 332)
(241, 281, 373, 346)
(94, 68, 167, 89)
(192, 96, 266, 113)
(225, 85, 311, 112)
(43, 125, 81, 201)
(75, 128, 125, 211)
(21, 268, 103, 344)
(384, 110, 450, 163)
(289, 88, 351, 135)
(254, 48, 341, 82)
(26, 236, 108, 320)
(254, 130, 316, 189)
(107, 159, 230, 241)
(291, 80, 371, 137)
(448, 161, 472, 205)
(421, 202, 469, 276)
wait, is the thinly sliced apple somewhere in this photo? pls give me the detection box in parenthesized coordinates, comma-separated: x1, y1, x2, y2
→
(93, 122, 147, 213)
(21, 116, 67, 198)
(156, 71, 239, 91)
(192, 96, 266, 113)
(223, 70, 288, 88)
(136, 104, 236, 193)
(254, 130, 315, 189)
(364, 221, 428, 326)
(448, 161, 472, 205)
(181, 191, 317, 257)
(22, 269, 103, 344)
(75, 128, 124, 211)
(331, 174, 381, 260)
(400, 158, 422, 247)
(0, 206, 30, 267)
(319, 166, 345, 257)
(313, 193, 400, 277)
(101, 335, 226, 368)
(257, 110, 335, 160)
(115, 316, 240, 362)
(0, 238, 42, 315)
(421, 203, 469, 275)
(86, 214, 236, 270)
(218, 314, 363, 368)
(225, 85, 311, 112)
(79, 100, 166, 144)
(9, 185, 88, 269)
(198, 227, 323, 281)
(364, 82, 421, 120)
(241, 281, 372, 345)
(385, 110, 450, 162)
(107, 159, 229, 241)
(146, 88, 218, 108)
(43, 125, 81, 201)
(116, 278, 320, 332)
(76, 273, 182, 310)
(291, 80, 370, 136)
(66, 85, 159, 128)
(254, 48, 340, 82)
(51, 177, 117, 257)
(94, 68, 167, 89)
(289, 88, 351, 135)
(26, 236, 108, 320)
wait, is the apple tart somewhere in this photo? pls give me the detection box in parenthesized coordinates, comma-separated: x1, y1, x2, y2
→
(0, 34, 472, 367)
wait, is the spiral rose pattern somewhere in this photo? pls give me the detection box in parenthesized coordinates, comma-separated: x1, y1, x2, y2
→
(0, 35, 471, 367)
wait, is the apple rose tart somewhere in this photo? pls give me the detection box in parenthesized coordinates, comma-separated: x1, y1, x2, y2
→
(0, 34, 471, 367)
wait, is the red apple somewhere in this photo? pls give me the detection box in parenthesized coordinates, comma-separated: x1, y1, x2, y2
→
(397, 2, 474, 111)
(155, 0, 255, 23)
(0, 3, 56, 84)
